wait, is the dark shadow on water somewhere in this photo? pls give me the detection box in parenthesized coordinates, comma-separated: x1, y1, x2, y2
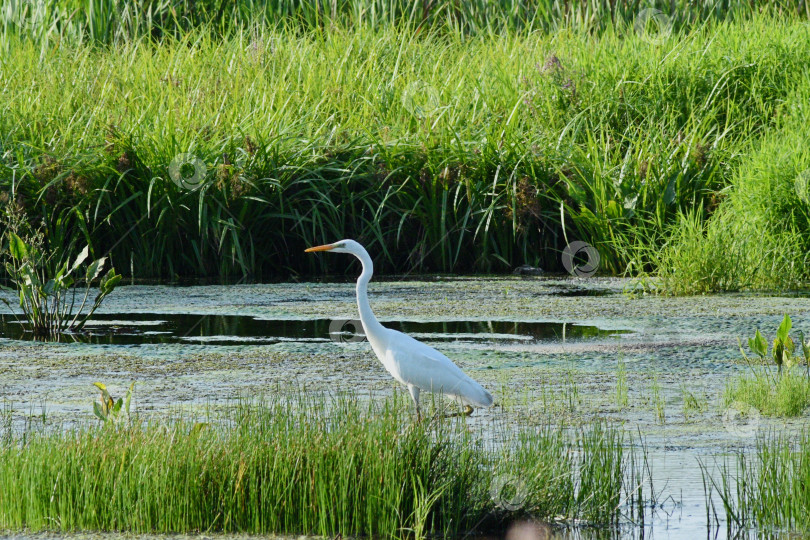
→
(553, 288, 615, 297)
(0, 314, 630, 345)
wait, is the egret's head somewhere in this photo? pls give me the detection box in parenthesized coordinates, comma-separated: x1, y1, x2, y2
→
(305, 239, 364, 255)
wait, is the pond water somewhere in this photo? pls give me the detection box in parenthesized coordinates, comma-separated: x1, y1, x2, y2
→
(0, 314, 628, 345)
(1, 276, 807, 540)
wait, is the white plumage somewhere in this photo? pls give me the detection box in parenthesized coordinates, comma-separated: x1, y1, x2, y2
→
(306, 239, 493, 418)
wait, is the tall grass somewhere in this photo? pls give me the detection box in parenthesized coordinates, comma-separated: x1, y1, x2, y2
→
(657, 71, 810, 293)
(708, 432, 810, 534)
(1, 15, 808, 279)
(1, 0, 808, 46)
(0, 392, 643, 534)
(723, 369, 810, 417)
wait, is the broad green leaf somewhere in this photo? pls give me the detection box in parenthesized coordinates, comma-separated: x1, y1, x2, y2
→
(42, 279, 56, 295)
(124, 382, 134, 415)
(786, 335, 796, 355)
(93, 401, 106, 421)
(749, 329, 767, 359)
(773, 338, 786, 367)
(7, 232, 28, 260)
(777, 314, 792, 343)
(55, 261, 68, 280)
(21, 265, 40, 288)
(86, 258, 107, 282)
(101, 271, 122, 295)
(69, 246, 90, 275)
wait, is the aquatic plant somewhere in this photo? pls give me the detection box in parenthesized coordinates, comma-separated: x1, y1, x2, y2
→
(680, 384, 707, 421)
(0, 205, 121, 338)
(0, 392, 646, 535)
(658, 74, 810, 293)
(723, 315, 810, 416)
(92, 382, 134, 423)
(706, 431, 810, 534)
(744, 315, 810, 374)
(724, 370, 810, 417)
(615, 360, 628, 409)
(649, 375, 665, 425)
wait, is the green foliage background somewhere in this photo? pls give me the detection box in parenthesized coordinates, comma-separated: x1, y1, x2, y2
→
(1, 1, 809, 288)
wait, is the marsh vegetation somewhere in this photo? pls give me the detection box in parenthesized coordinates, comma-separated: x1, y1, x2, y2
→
(0, 392, 646, 535)
(725, 315, 810, 417)
(3, 0, 810, 537)
(1, 1, 809, 291)
(707, 432, 810, 534)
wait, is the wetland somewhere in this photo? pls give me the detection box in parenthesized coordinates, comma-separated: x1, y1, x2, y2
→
(3, 277, 810, 538)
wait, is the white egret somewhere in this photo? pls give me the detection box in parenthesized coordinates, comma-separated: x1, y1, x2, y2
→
(306, 239, 494, 419)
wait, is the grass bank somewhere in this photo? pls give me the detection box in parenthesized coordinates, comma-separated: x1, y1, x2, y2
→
(657, 71, 810, 293)
(2, 15, 809, 280)
(0, 392, 643, 534)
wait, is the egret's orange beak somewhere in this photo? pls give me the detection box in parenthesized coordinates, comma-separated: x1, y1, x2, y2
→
(305, 244, 335, 253)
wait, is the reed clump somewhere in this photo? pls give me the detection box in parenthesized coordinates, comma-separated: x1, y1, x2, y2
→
(2, 15, 810, 280)
(0, 392, 643, 535)
(709, 431, 810, 534)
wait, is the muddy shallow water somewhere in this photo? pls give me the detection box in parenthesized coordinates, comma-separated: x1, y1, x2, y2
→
(2, 276, 809, 539)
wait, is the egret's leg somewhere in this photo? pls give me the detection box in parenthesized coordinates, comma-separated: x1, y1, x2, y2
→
(407, 385, 422, 421)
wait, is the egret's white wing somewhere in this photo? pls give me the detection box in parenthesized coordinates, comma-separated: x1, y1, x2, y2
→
(384, 329, 493, 407)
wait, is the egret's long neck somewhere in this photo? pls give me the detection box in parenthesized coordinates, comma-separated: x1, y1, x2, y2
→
(354, 248, 385, 336)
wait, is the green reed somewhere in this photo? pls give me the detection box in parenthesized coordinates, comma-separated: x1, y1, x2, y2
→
(1, 14, 807, 280)
(1, 0, 807, 46)
(707, 431, 810, 534)
(0, 392, 644, 534)
(657, 68, 810, 293)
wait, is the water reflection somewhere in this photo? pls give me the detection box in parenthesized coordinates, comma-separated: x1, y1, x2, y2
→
(0, 314, 629, 346)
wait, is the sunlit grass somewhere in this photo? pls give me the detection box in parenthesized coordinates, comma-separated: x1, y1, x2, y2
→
(1, 14, 808, 280)
(723, 368, 810, 417)
(0, 392, 645, 534)
(680, 384, 707, 421)
(657, 70, 810, 293)
(708, 431, 810, 534)
(1, 0, 806, 45)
